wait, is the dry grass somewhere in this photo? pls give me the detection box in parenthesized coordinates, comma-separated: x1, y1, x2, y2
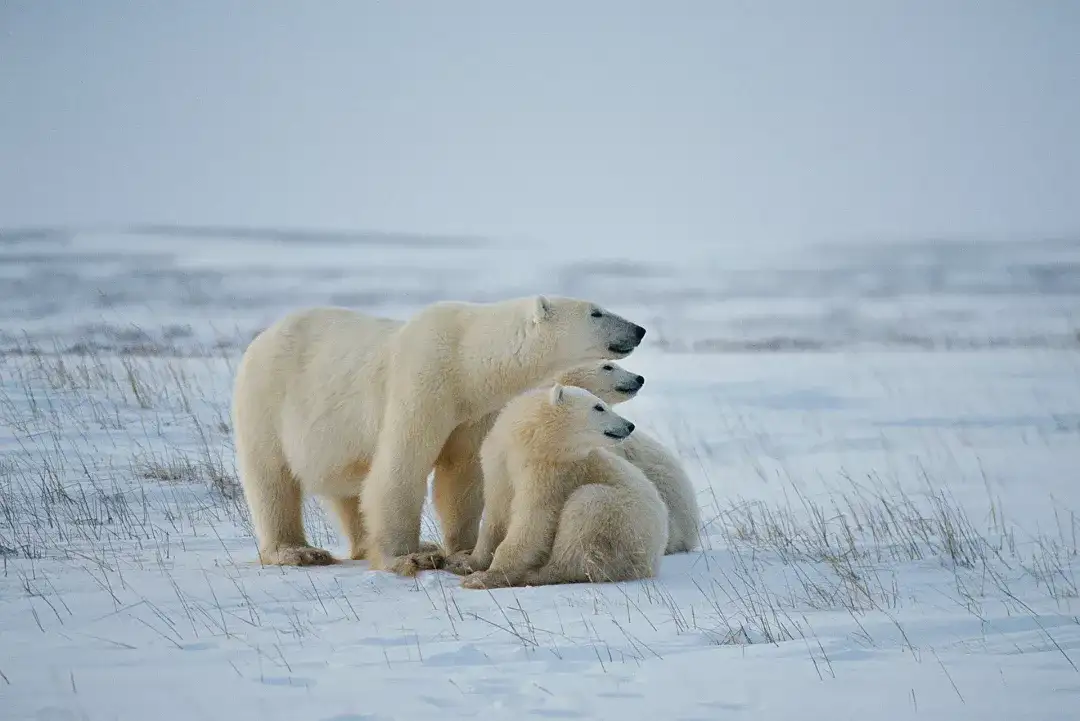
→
(1, 334, 1078, 681)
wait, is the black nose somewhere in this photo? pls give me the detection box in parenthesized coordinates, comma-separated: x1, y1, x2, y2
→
(625, 422, 636, 434)
(635, 375, 645, 386)
(634, 325, 646, 341)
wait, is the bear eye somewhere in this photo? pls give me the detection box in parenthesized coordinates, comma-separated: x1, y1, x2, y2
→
(590, 309, 603, 318)
(593, 403, 605, 412)
(602, 364, 613, 371)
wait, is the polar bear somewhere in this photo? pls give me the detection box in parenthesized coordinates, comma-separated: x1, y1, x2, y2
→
(231, 295, 646, 576)
(459, 383, 668, 589)
(555, 361, 701, 554)
(442, 359, 699, 571)
(440, 358, 647, 567)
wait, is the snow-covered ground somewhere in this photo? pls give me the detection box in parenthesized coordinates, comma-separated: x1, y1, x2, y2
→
(2, 229, 1080, 720)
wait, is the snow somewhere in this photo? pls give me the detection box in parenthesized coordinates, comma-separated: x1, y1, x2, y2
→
(4, 4, 1079, 716)
(2, 231, 1080, 720)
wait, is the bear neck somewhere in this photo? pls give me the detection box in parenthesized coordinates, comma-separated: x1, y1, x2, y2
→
(511, 419, 595, 466)
(458, 322, 569, 418)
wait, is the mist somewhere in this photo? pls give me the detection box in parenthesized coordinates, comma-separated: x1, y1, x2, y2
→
(2, 1, 1078, 258)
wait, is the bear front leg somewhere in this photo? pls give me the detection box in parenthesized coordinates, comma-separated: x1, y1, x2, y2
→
(463, 494, 561, 589)
(433, 420, 489, 556)
(444, 513, 504, 576)
(444, 444, 512, 576)
(451, 526, 502, 578)
(434, 456, 484, 574)
(361, 411, 455, 577)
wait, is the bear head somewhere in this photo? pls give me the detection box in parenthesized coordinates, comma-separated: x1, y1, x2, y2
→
(508, 383, 636, 462)
(554, 360, 645, 405)
(525, 295, 646, 365)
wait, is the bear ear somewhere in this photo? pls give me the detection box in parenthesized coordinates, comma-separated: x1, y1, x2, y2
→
(533, 295, 552, 323)
(548, 383, 565, 405)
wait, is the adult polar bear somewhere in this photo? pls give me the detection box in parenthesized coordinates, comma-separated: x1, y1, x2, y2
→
(232, 295, 646, 576)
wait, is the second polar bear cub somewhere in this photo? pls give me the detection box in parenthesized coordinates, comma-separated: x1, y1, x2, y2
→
(461, 384, 668, 589)
(555, 361, 701, 554)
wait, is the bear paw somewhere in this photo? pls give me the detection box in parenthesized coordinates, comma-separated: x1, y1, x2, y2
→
(352, 541, 441, 564)
(443, 550, 484, 576)
(418, 541, 444, 554)
(262, 545, 338, 567)
(461, 570, 514, 590)
(384, 549, 446, 577)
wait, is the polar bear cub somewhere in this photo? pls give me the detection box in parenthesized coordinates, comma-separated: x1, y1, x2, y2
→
(554, 361, 701, 554)
(232, 295, 646, 576)
(460, 383, 668, 589)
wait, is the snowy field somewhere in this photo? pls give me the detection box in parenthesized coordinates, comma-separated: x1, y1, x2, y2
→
(2, 228, 1080, 720)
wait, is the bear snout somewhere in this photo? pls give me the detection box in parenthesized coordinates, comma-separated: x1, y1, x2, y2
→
(605, 319, 647, 355)
(615, 373, 644, 395)
(625, 421, 636, 435)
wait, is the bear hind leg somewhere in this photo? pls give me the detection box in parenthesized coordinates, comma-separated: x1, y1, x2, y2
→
(239, 449, 336, 567)
(325, 495, 367, 560)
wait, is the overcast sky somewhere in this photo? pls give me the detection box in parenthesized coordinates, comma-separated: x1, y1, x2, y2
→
(2, 1, 1078, 254)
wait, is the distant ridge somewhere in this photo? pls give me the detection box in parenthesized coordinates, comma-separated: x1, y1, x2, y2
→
(0, 224, 489, 249)
(125, 224, 489, 248)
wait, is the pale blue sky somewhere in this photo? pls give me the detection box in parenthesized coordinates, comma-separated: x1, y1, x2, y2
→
(2, 1, 1078, 254)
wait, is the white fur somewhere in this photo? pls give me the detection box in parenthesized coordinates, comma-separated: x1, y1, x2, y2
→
(442, 359, 701, 569)
(231, 296, 646, 575)
(553, 360, 701, 554)
(459, 384, 668, 589)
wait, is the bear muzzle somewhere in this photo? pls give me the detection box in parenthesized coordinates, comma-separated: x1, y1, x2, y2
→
(603, 421, 635, 439)
(605, 320, 647, 356)
(615, 374, 645, 395)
